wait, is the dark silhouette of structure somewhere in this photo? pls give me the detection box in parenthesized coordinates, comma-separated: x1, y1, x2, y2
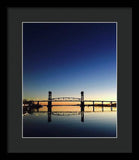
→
(47, 91, 52, 122)
(48, 111, 52, 122)
(81, 111, 84, 122)
(80, 91, 84, 112)
(48, 91, 52, 112)
(23, 91, 117, 122)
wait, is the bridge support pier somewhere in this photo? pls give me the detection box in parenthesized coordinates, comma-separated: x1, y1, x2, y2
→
(80, 91, 85, 112)
(81, 106, 84, 112)
(111, 101, 113, 111)
(48, 91, 52, 106)
(102, 101, 104, 112)
(47, 91, 52, 113)
(93, 101, 95, 112)
(48, 106, 52, 112)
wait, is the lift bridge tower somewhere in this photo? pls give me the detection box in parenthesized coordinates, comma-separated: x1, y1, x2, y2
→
(81, 91, 84, 112)
(48, 91, 52, 112)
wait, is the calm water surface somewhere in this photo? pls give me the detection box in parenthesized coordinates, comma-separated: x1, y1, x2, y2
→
(23, 106, 117, 137)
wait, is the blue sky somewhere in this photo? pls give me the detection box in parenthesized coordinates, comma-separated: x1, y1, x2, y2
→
(23, 23, 116, 100)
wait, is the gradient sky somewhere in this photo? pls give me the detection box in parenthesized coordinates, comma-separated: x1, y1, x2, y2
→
(23, 23, 116, 100)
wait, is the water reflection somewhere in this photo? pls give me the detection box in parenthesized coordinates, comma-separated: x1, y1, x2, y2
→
(23, 108, 117, 137)
(81, 111, 84, 122)
(24, 105, 116, 123)
(48, 111, 52, 122)
(46, 110, 85, 122)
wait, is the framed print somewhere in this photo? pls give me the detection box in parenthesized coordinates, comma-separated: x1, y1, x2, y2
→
(3, 5, 133, 156)
(22, 22, 117, 138)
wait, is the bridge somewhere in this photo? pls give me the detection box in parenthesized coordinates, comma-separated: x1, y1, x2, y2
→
(52, 97, 81, 101)
(23, 91, 117, 122)
(23, 91, 117, 112)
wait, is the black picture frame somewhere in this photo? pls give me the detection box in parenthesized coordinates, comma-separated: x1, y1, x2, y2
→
(1, 1, 134, 159)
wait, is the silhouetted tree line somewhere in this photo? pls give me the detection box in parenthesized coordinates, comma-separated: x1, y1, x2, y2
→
(23, 99, 42, 114)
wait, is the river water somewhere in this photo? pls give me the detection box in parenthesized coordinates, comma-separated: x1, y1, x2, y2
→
(23, 106, 117, 137)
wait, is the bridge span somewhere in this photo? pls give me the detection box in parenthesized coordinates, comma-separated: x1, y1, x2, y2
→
(23, 91, 117, 113)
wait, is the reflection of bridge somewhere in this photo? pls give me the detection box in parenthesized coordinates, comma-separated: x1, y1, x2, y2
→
(52, 111, 81, 116)
(47, 111, 84, 122)
(51, 111, 83, 122)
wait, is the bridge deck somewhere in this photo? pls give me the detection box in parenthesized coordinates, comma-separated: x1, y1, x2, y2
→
(31, 100, 116, 102)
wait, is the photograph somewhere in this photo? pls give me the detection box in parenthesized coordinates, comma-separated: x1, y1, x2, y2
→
(22, 22, 117, 138)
